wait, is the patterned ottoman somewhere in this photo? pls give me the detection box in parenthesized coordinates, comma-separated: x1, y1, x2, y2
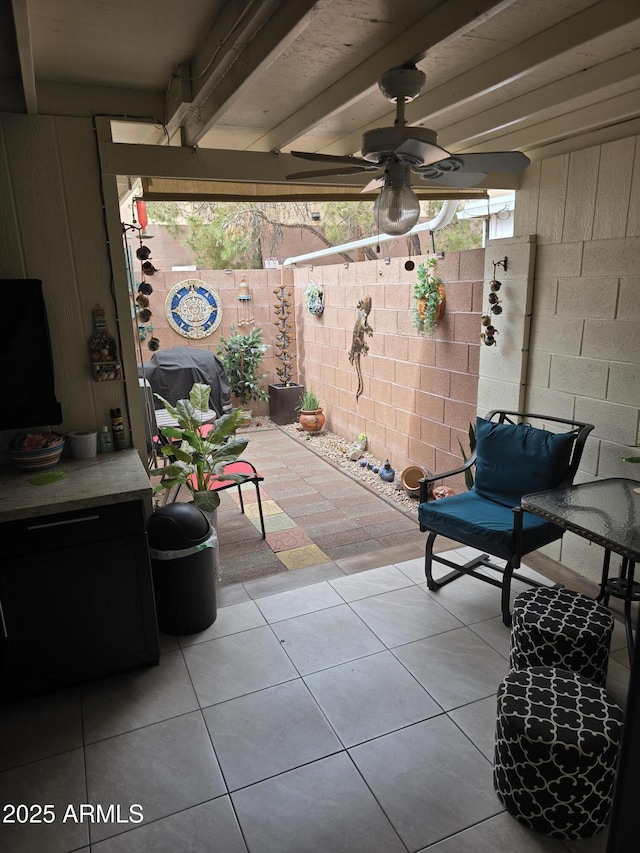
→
(494, 667, 624, 839)
(510, 587, 614, 687)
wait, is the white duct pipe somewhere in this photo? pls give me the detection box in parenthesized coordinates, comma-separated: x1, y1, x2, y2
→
(282, 200, 459, 266)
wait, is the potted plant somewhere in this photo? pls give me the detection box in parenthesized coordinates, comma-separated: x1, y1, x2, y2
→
(298, 387, 326, 433)
(149, 383, 250, 517)
(413, 257, 445, 336)
(217, 325, 270, 412)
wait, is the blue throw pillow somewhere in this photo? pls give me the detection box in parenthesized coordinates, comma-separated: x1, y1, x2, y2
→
(474, 417, 575, 507)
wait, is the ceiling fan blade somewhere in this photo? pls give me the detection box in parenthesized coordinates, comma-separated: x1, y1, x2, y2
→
(290, 150, 375, 169)
(433, 151, 530, 174)
(360, 176, 385, 193)
(417, 170, 488, 188)
(286, 165, 375, 181)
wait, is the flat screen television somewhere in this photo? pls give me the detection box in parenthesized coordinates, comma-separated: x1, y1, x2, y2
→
(0, 279, 63, 430)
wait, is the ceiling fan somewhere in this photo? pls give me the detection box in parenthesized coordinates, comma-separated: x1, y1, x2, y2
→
(286, 64, 530, 235)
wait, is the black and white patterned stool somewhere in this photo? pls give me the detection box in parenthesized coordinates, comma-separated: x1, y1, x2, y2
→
(510, 586, 614, 687)
(494, 667, 624, 839)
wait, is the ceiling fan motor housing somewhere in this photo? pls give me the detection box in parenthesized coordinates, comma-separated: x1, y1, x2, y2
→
(378, 65, 426, 102)
(361, 126, 443, 166)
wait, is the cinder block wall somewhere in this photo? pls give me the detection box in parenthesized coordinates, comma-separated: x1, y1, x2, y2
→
(513, 135, 640, 581)
(292, 251, 484, 481)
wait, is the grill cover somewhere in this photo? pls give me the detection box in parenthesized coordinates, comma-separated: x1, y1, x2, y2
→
(143, 347, 232, 416)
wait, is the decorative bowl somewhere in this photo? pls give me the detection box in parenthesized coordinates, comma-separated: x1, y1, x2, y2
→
(401, 465, 427, 499)
(6, 433, 65, 471)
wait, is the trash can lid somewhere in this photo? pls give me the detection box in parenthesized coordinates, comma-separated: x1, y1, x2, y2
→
(147, 503, 211, 550)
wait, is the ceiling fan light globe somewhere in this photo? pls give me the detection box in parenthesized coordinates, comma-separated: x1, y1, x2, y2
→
(374, 185, 420, 236)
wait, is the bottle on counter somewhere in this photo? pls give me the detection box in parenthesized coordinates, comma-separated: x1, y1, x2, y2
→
(100, 425, 113, 453)
(110, 407, 126, 450)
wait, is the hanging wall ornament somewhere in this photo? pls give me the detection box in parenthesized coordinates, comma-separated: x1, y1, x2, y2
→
(304, 279, 324, 316)
(88, 306, 122, 381)
(237, 277, 255, 327)
(165, 278, 222, 339)
(480, 257, 507, 346)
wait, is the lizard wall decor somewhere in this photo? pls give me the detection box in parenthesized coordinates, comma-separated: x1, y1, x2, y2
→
(348, 295, 373, 402)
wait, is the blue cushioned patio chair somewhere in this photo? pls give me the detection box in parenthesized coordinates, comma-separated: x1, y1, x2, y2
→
(418, 410, 594, 626)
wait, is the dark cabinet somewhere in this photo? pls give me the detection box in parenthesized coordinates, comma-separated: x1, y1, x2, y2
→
(0, 498, 159, 701)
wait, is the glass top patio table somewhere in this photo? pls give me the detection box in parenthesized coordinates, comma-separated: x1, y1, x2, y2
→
(521, 477, 640, 853)
(521, 477, 640, 563)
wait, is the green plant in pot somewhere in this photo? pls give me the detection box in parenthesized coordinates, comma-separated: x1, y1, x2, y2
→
(218, 325, 270, 407)
(297, 387, 326, 433)
(413, 257, 445, 336)
(149, 383, 249, 514)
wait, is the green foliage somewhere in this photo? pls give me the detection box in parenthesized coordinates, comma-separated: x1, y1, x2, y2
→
(217, 325, 270, 405)
(413, 257, 443, 336)
(298, 387, 320, 411)
(457, 421, 477, 490)
(149, 384, 249, 512)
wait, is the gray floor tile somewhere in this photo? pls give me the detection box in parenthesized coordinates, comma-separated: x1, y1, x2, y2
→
(203, 680, 341, 790)
(82, 650, 199, 743)
(350, 715, 502, 850)
(232, 752, 406, 853)
(349, 585, 463, 647)
(419, 571, 505, 624)
(255, 581, 344, 623)
(448, 694, 499, 761)
(91, 797, 248, 853)
(270, 604, 385, 675)
(178, 599, 266, 645)
(468, 615, 513, 659)
(422, 811, 567, 852)
(393, 626, 509, 711)
(0, 687, 82, 771)
(243, 562, 344, 599)
(395, 556, 426, 583)
(305, 650, 442, 746)
(182, 625, 298, 706)
(85, 711, 226, 843)
(329, 564, 414, 601)
(0, 748, 88, 852)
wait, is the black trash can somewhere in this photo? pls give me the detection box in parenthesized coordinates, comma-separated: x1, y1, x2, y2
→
(147, 503, 218, 635)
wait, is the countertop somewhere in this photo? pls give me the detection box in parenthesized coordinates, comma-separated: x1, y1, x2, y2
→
(0, 450, 152, 522)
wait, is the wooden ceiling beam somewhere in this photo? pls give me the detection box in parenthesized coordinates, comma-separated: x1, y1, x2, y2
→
(245, 0, 518, 153)
(324, 0, 640, 157)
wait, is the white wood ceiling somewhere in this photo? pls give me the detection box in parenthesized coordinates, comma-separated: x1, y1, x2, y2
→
(4, 0, 640, 189)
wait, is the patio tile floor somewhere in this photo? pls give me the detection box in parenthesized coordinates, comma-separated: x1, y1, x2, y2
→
(0, 546, 628, 852)
(1, 427, 631, 851)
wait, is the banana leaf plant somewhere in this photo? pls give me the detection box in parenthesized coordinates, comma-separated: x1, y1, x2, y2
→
(149, 383, 249, 512)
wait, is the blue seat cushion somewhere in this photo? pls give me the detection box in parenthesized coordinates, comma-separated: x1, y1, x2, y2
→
(474, 417, 575, 508)
(418, 490, 563, 561)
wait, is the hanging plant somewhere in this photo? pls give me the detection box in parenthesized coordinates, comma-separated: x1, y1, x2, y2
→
(304, 280, 324, 316)
(413, 258, 445, 336)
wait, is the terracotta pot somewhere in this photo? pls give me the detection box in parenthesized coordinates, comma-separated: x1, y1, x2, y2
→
(299, 409, 325, 433)
(401, 465, 427, 499)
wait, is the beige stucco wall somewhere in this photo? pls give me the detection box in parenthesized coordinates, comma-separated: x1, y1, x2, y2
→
(511, 136, 640, 581)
